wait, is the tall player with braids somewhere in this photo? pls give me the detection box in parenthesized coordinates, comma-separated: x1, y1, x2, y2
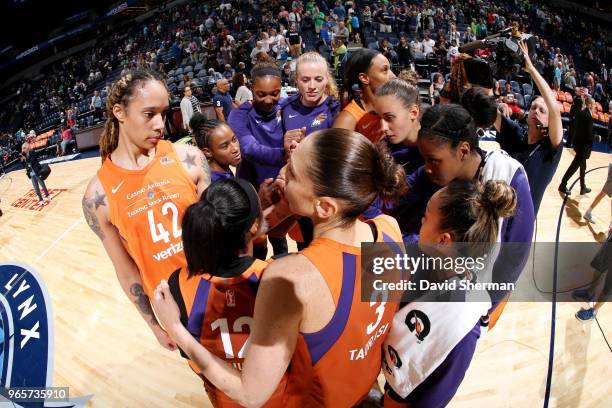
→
(82, 69, 210, 350)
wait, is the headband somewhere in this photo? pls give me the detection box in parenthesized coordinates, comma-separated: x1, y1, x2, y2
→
(251, 66, 281, 78)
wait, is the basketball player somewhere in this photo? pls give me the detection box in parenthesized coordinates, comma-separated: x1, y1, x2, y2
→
(384, 180, 517, 407)
(153, 128, 407, 407)
(190, 115, 241, 183)
(405, 104, 534, 325)
(169, 178, 286, 407)
(82, 69, 210, 350)
(280, 52, 341, 139)
(279, 52, 341, 249)
(333, 48, 395, 142)
(374, 78, 424, 176)
(227, 54, 288, 257)
(364, 78, 423, 220)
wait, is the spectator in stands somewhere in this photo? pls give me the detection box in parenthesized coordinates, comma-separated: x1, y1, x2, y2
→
(60, 126, 74, 156)
(559, 97, 595, 196)
(422, 34, 436, 55)
(213, 78, 235, 122)
(232, 73, 252, 105)
(333, 1, 346, 22)
(410, 36, 424, 56)
(396, 35, 413, 69)
(332, 36, 348, 74)
(90, 90, 103, 120)
(429, 73, 444, 105)
(250, 41, 267, 65)
(180, 85, 201, 132)
(379, 38, 395, 64)
(461, 27, 477, 44)
(335, 21, 350, 41)
(21, 143, 50, 206)
(287, 24, 302, 58)
(223, 64, 234, 81)
(494, 42, 563, 214)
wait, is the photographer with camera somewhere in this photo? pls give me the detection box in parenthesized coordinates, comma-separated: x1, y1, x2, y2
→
(493, 41, 563, 215)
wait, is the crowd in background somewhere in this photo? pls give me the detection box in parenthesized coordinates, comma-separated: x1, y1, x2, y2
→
(0, 0, 611, 169)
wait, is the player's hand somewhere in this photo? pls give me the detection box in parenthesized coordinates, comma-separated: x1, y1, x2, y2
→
(284, 127, 305, 152)
(259, 178, 278, 209)
(519, 41, 535, 73)
(152, 324, 178, 351)
(152, 280, 181, 346)
(284, 139, 299, 162)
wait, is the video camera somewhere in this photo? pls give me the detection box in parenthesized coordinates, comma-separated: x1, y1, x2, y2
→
(459, 28, 536, 77)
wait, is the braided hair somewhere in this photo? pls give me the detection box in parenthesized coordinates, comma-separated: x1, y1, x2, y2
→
(190, 115, 228, 151)
(99, 69, 167, 163)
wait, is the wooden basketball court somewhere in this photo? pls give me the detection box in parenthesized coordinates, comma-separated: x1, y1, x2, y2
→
(0, 144, 610, 407)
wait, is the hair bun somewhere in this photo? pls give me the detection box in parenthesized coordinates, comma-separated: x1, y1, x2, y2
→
(480, 180, 517, 219)
(373, 142, 407, 203)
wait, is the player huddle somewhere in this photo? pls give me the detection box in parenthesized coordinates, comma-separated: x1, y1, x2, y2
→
(84, 47, 539, 407)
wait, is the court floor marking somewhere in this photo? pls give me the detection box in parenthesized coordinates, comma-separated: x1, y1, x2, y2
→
(33, 216, 84, 266)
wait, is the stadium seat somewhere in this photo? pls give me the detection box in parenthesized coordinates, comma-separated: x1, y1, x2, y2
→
(522, 83, 533, 96)
(178, 81, 184, 90)
(168, 69, 175, 76)
(524, 94, 532, 108)
(562, 102, 571, 113)
(197, 69, 207, 78)
(194, 63, 203, 72)
(515, 94, 525, 109)
(187, 71, 194, 79)
(183, 65, 193, 73)
(175, 67, 183, 75)
(167, 76, 176, 84)
(498, 79, 506, 91)
(510, 81, 521, 95)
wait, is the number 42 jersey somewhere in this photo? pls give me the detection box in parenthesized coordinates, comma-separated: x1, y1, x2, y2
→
(97, 140, 198, 297)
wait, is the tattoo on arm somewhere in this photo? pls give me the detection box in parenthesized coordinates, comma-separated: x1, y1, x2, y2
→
(82, 194, 105, 240)
(199, 151, 211, 187)
(182, 153, 196, 169)
(93, 191, 106, 209)
(130, 283, 159, 326)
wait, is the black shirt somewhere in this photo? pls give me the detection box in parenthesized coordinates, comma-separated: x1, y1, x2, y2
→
(497, 116, 562, 214)
(288, 31, 300, 45)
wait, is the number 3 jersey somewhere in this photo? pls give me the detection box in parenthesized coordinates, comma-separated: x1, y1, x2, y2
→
(168, 257, 287, 408)
(284, 215, 403, 407)
(97, 140, 198, 297)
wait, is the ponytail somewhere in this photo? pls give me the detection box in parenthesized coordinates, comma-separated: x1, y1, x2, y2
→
(307, 129, 407, 225)
(437, 180, 517, 244)
(182, 179, 260, 277)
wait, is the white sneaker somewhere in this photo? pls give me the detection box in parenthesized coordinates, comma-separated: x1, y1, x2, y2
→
(583, 211, 595, 224)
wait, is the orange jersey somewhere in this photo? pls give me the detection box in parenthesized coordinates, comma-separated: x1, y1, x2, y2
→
(97, 140, 198, 297)
(169, 258, 286, 408)
(343, 99, 383, 142)
(284, 216, 403, 407)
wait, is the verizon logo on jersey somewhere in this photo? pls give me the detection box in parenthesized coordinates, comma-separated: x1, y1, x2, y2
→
(152, 240, 184, 261)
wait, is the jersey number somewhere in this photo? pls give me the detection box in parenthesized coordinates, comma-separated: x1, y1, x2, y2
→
(210, 317, 253, 359)
(147, 202, 181, 243)
(366, 291, 388, 335)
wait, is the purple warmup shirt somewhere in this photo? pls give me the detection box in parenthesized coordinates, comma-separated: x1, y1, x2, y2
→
(228, 102, 285, 188)
(210, 169, 234, 183)
(280, 94, 341, 136)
